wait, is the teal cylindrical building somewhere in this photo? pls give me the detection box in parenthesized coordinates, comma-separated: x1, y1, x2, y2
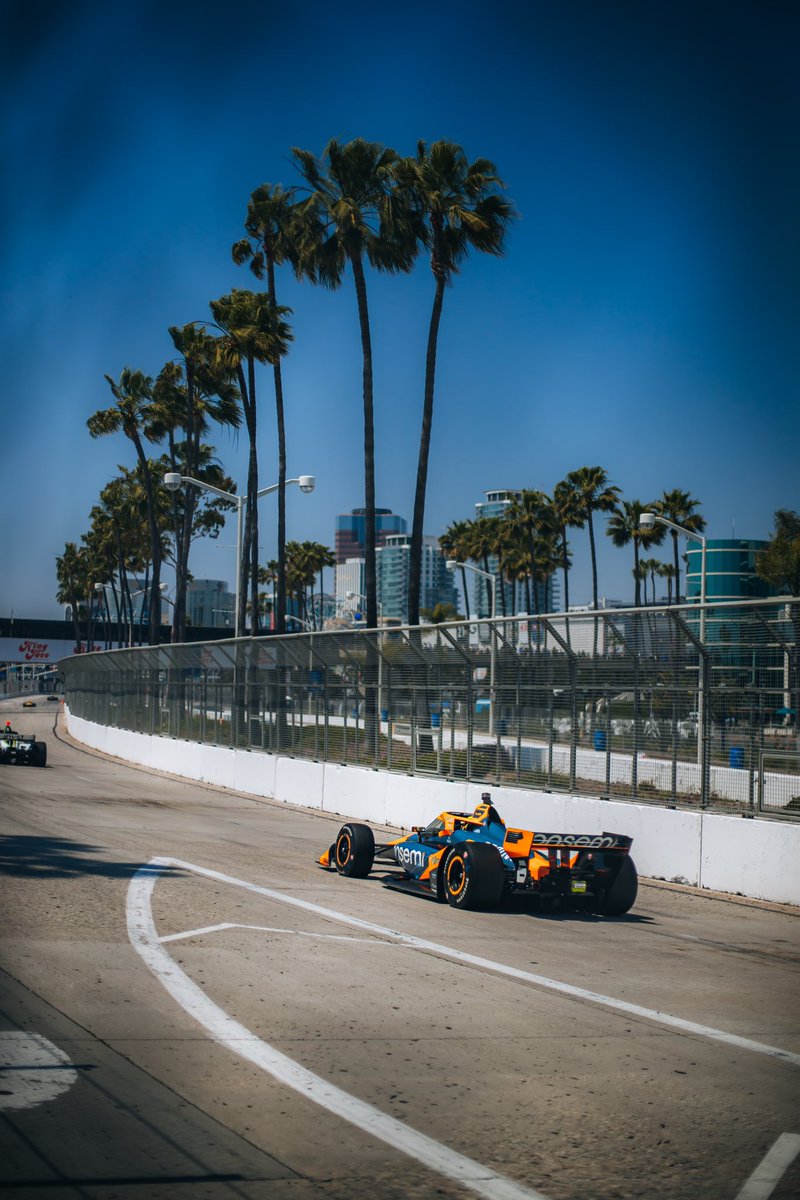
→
(685, 539, 771, 603)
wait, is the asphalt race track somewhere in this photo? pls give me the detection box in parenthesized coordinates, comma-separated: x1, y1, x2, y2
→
(1, 698, 799, 1200)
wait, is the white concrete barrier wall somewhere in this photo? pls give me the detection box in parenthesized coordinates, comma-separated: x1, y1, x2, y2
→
(64, 707, 800, 907)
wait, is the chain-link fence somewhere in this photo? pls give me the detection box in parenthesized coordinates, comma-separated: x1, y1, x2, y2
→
(60, 598, 800, 819)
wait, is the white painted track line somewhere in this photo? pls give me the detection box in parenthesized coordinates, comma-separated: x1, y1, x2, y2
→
(128, 861, 550, 1200)
(159, 922, 382, 945)
(145, 857, 800, 1068)
(735, 1133, 800, 1200)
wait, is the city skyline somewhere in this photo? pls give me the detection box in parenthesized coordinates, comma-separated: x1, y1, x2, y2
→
(2, 1, 797, 620)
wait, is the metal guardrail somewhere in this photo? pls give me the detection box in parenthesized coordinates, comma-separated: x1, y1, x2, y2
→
(59, 598, 800, 819)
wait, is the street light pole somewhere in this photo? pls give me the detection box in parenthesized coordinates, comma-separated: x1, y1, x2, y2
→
(125, 585, 158, 647)
(285, 613, 313, 631)
(163, 473, 315, 639)
(446, 560, 497, 736)
(640, 513, 707, 768)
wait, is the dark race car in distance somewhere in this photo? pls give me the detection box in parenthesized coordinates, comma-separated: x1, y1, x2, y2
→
(318, 793, 637, 915)
(0, 721, 47, 767)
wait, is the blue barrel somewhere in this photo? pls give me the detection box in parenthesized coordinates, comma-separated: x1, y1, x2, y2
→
(593, 730, 607, 752)
(380, 709, 389, 721)
(729, 747, 745, 769)
(431, 712, 441, 728)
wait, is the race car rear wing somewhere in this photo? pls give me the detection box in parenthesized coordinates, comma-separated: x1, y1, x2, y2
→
(504, 829, 632, 854)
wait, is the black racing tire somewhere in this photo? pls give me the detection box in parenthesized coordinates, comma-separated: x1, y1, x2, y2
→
(334, 823, 375, 878)
(33, 742, 47, 768)
(443, 841, 506, 910)
(599, 855, 638, 916)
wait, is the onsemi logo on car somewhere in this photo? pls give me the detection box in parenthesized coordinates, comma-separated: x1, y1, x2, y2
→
(532, 833, 619, 849)
(395, 845, 427, 869)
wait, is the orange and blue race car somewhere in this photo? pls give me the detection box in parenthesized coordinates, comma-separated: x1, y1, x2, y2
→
(318, 793, 637, 915)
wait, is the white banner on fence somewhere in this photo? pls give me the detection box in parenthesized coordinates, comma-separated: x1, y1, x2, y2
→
(0, 637, 94, 665)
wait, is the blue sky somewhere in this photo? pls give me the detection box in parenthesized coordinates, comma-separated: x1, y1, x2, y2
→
(2, 0, 797, 619)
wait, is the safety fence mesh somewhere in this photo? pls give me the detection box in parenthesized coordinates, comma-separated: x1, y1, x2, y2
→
(60, 598, 800, 819)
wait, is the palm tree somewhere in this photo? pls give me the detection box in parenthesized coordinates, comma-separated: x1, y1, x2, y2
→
(298, 541, 335, 627)
(291, 137, 413, 635)
(439, 518, 475, 619)
(606, 500, 666, 607)
(82, 503, 125, 648)
(209, 289, 293, 635)
(551, 479, 582, 616)
(98, 469, 156, 643)
(637, 558, 664, 606)
(463, 515, 503, 615)
(149, 330, 241, 641)
(232, 184, 299, 634)
(392, 141, 516, 627)
(756, 510, 800, 595)
(657, 561, 677, 604)
(55, 542, 88, 651)
(756, 510, 800, 720)
(656, 490, 706, 603)
(87, 369, 165, 644)
(564, 467, 620, 611)
(503, 490, 558, 616)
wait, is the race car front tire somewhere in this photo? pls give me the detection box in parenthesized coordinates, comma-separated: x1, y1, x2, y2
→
(599, 855, 638, 916)
(443, 842, 506, 910)
(334, 823, 375, 878)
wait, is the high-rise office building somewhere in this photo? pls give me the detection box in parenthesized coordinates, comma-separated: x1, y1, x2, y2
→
(377, 534, 458, 623)
(333, 507, 407, 616)
(186, 579, 235, 629)
(334, 508, 407, 563)
(685, 539, 772, 604)
(334, 559, 366, 613)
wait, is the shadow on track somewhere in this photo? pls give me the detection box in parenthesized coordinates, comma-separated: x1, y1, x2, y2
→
(0, 835, 185, 880)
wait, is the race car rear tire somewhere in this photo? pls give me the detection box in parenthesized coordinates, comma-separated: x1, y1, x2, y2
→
(334, 823, 375, 878)
(443, 842, 506, 910)
(33, 742, 47, 768)
(599, 855, 638, 916)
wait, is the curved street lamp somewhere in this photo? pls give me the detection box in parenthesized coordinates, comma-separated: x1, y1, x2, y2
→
(163, 473, 315, 639)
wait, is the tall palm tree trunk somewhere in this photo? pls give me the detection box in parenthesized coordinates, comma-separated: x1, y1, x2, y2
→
(247, 355, 260, 634)
(235, 361, 254, 637)
(350, 251, 377, 632)
(172, 368, 198, 643)
(267, 255, 288, 636)
(408, 272, 445, 628)
(633, 540, 642, 607)
(560, 526, 572, 647)
(131, 440, 162, 644)
(587, 511, 599, 656)
(561, 539, 570, 607)
(528, 531, 541, 616)
(350, 249, 380, 754)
